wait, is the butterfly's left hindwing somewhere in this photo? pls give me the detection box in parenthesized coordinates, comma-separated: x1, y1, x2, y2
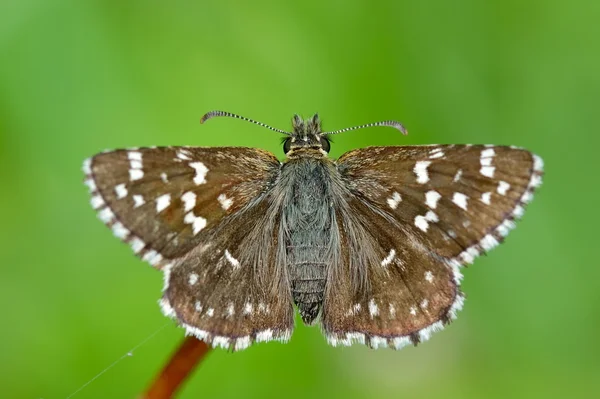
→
(162, 195, 295, 350)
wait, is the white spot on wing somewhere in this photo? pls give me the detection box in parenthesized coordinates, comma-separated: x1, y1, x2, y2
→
(497, 181, 510, 195)
(224, 249, 240, 269)
(184, 211, 207, 235)
(161, 172, 169, 183)
(130, 160, 142, 169)
(235, 336, 251, 351)
(142, 250, 163, 266)
(128, 151, 144, 181)
(481, 234, 499, 251)
(128, 151, 142, 161)
(82, 158, 92, 174)
(425, 211, 438, 222)
(114, 183, 128, 199)
(460, 246, 479, 264)
(212, 335, 230, 349)
(425, 190, 441, 209)
(256, 329, 273, 342)
(530, 174, 542, 187)
(129, 237, 145, 253)
(414, 161, 432, 184)
(188, 273, 198, 285)
(217, 194, 233, 211)
(181, 191, 197, 212)
(159, 298, 176, 318)
(387, 192, 402, 209)
(480, 166, 495, 178)
(453, 169, 463, 183)
(415, 215, 429, 232)
(177, 150, 192, 160)
(133, 195, 145, 208)
(496, 219, 515, 237)
(409, 306, 417, 316)
(90, 195, 104, 209)
(452, 192, 468, 210)
(129, 169, 144, 181)
(243, 302, 253, 315)
(533, 154, 544, 172)
(111, 222, 130, 239)
(368, 299, 379, 317)
(155, 194, 171, 213)
(481, 192, 492, 205)
(513, 205, 525, 218)
(98, 208, 115, 223)
(189, 162, 208, 185)
(84, 178, 97, 192)
(381, 249, 396, 267)
(425, 271, 434, 283)
(481, 148, 496, 158)
(522, 191, 534, 203)
(429, 148, 445, 159)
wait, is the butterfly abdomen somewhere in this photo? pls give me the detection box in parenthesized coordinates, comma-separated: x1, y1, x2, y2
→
(281, 156, 336, 325)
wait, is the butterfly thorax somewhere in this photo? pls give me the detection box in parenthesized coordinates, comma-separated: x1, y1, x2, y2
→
(279, 154, 336, 325)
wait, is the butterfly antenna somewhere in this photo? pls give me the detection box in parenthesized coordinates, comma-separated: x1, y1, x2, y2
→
(323, 120, 408, 136)
(201, 110, 291, 135)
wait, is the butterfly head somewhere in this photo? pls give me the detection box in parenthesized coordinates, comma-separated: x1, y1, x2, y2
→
(283, 114, 331, 156)
(200, 110, 408, 158)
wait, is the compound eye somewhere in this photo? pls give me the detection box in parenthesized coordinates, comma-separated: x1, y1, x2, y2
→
(319, 136, 331, 153)
(283, 138, 292, 153)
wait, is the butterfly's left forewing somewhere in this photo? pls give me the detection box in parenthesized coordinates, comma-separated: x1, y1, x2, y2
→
(83, 147, 280, 268)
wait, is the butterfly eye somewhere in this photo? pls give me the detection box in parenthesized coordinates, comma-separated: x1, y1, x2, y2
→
(319, 136, 331, 153)
(283, 138, 292, 153)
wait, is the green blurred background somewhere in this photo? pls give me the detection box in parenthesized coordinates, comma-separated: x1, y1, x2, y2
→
(1, 1, 598, 398)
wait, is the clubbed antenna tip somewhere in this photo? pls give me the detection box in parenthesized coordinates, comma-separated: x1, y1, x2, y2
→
(322, 120, 408, 136)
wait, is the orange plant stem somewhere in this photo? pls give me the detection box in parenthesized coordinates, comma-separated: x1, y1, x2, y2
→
(139, 337, 211, 399)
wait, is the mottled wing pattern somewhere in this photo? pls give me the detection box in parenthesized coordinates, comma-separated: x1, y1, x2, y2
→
(83, 147, 279, 268)
(338, 145, 543, 265)
(322, 196, 463, 349)
(321, 145, 543, 349)
(84, 146, 294, 349)
(161, 196, 295, 350)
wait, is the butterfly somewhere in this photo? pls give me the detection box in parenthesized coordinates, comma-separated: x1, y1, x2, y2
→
(83, 111, 543, 351)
